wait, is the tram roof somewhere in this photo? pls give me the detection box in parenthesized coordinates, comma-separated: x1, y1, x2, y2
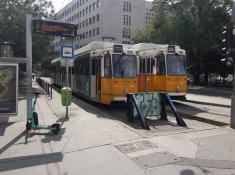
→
(74, 41, 116, 55)
(133, 43, 167, 51)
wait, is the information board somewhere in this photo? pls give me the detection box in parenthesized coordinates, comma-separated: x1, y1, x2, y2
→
(61, 45, 74, 59)
(133, 92, 162, 118)
(32, 20, 77, 37)
(0, 63, 18, 115)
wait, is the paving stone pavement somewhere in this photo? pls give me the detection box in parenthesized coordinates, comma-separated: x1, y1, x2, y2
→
(0, 81, 235, 175)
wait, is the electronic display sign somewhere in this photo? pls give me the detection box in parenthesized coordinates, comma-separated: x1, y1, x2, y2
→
(32, 20, 77, 37)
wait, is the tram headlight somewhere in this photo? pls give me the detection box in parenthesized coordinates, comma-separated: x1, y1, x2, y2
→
(124, 88, 128, 96)
(176, 85, 180, 92)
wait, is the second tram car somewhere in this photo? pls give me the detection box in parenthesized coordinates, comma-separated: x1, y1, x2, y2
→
(134, 43, 187, 98)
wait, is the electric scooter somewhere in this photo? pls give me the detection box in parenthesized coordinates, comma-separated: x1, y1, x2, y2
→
(26, 91, 60, 134)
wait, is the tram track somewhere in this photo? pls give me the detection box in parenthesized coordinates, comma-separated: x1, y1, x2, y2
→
(171, 100, 230, 127)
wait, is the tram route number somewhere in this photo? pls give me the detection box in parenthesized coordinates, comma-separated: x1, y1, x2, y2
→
(32, 20, 77, 37)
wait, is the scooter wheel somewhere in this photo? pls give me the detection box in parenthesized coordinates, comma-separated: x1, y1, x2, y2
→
(51, 123, 60, 134)
(26, 120, 32, 131)
(33, 112, 39, 126)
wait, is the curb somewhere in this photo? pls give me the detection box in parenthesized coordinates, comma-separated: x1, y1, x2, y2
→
(166, 108, 229, 127)
(185, 99, 231, 108)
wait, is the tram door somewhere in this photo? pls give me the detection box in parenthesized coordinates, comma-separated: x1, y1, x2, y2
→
(91, 57, 101, 100)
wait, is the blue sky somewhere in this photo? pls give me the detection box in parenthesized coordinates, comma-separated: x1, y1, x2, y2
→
(52, 0, 154, 12)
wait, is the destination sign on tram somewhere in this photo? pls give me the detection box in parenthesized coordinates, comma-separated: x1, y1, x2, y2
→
(32, 20, 77, 37)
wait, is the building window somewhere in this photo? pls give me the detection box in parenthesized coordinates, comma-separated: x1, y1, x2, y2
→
(97, 0, 100, 8)
(122, 28, 131, 38)
(123, 2, 131, 12)
(93, 16, 95, 23)
(97, 14, 100, 21)
(86, 32, 88, 38)
(96, 27, 99, 35)
(93, 3, 96, 10)
(86, 7, 88, 14)
(83, 21, 85, 27)
(89, 30, 92, 37)
(89, 5, 92, 12)
(123, 15, 131, 26)
(93, 29, 96, 36)
(89, 17, 92, 24)
(77, 2, 79, 8)
(86, 19, 88, 26)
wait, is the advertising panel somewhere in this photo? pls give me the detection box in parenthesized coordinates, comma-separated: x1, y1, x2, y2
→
(0, 63, 18, 115)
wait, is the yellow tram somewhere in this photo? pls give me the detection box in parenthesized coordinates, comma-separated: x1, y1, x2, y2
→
(134, 43, 187, 98)
(73, 42, 138, 104)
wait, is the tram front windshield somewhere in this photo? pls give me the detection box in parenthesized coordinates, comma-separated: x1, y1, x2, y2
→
(112, 54, 137, 78)
(166, 54, 186, 76)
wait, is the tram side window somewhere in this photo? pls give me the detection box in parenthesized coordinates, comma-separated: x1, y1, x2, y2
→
(139, 58, 143, 73)
(156, 54, 166, 75)
(77, 59, 83, 75)
(83, 57, 90, 75)
(142, 59, 146, 73)
(147, 58, 151, 73)
(104, 54, 112, 77)
(151, 58, 156, 74)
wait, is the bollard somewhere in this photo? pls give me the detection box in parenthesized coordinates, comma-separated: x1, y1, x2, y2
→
(50, 83, 52, 98)
(160, 94, 168, 120)
(45, 82, 47, 93)
(47, 82, 49, 94)
(126, 93, 134, 122)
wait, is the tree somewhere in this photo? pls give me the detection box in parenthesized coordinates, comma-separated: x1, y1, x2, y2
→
(133, 0, 233, 84)
(0, 0, 55, 65)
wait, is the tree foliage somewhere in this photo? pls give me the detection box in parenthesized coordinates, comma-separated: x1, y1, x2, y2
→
(0, 0, 55, 65)
(133, 0, 233, 83)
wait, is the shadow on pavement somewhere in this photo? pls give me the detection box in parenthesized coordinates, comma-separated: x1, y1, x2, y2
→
(180, 169, 195, 175)
(0, 130, 26, 156)
(0, 122, 14, 136)
(0, 152, 63, 172)
(40, 128, 66, 143)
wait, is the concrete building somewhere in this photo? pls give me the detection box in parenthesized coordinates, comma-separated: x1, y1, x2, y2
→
(145, 1, 155, 25)
(53, 0, 154, 54)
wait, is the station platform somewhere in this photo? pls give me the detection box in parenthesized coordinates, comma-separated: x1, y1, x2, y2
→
(0, 81, 235, 175)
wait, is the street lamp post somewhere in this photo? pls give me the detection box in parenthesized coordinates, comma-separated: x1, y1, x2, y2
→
(231, 26, 235, 129)
(231, 4, 235, 128)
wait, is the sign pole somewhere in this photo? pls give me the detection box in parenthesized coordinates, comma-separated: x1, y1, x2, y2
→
(66, 55, 69, 117)
(26, 14, 32, 121)
(231, 4, 235, 129)
(231, 26, 235, 129)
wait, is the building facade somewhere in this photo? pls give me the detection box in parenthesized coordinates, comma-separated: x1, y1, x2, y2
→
(53, 0, 154, 54)
(145, 1, 155, 25)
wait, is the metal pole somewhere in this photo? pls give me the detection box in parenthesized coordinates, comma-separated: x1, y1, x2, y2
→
(26, 14, 32, 120)
(231, 26, 235, 129)
(66, 58, 69, 117)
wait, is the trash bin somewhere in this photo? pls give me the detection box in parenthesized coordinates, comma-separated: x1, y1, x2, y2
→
(61, 87, 72, 106)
